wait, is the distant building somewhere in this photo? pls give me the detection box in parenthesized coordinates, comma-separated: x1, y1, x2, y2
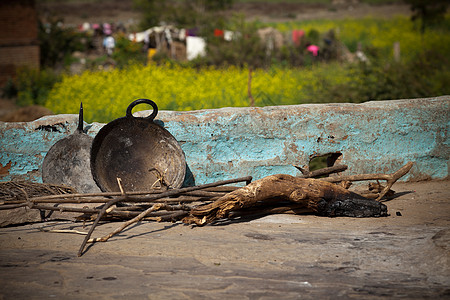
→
(0, 0, 40, 87)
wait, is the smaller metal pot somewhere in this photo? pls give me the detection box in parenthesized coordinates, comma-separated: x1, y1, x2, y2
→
(90, 99, 186, 192)
(42, 103, 100, 193)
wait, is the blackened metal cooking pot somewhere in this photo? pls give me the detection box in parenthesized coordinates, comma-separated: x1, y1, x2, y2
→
(90, 99, 186, 192)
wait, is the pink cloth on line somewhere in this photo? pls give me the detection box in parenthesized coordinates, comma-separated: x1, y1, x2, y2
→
(307, 44, 319, 56)
(292, 29, 304, 46)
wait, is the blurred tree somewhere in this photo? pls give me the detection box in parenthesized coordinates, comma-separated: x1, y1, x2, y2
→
(134, 0, 233, 29)
(112, 34, 147, 68)
(200, 16, 265, 68)
(133, 0, 167, 29)
(39, 17, 88, 69)
(204, 0, 233, 11)
(404, 0, 448, 33)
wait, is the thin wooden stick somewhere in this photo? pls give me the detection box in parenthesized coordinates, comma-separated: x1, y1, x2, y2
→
(88, 203, 167, 243)
(203, 186, 240, 192)
(117, 177, 126, 196)
(295, 164, 348, 178)
(32, 204, 100, 214)
(156, 210, 189, 222)
(0, 203, 29, 210)
(179, 190, 226, 197)
(320, 162, 412, 183)
(31, 203, 191, 219)
(39, 228, 88, 235)
(25, 184, 231, 203)
(1, 193, 221, 205)
(29, 190, 163, 201)
(113, 204, 191, 211)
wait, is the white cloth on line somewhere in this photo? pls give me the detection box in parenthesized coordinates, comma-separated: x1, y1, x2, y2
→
(186, 36, 206, 60)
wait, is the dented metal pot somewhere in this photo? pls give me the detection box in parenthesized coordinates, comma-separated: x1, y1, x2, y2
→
(90, 99, 186, 192)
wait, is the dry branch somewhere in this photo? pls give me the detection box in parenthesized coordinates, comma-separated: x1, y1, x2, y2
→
(320, 162, 413, 200)
(183, 174, 389, 226)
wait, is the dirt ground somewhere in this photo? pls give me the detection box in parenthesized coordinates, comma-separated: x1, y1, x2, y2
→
(0, 179, 449, 299)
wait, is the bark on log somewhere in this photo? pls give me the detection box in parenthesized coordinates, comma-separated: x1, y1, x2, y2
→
(183, 174, 388, 226)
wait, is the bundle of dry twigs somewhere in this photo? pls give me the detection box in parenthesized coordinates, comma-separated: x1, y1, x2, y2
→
(0, 181, 75, 205)
(0, 177, 251, 220)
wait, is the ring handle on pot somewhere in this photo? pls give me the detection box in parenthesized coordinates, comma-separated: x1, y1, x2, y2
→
(126, 99, 158, 121)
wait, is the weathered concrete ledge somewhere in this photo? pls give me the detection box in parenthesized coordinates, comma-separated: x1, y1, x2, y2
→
(1, 96, 448, 185)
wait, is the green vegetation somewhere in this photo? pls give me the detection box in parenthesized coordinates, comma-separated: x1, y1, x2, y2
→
(39, 17, 91, 69)
(10, 68, 61, 107)
(134, 0, 232, 31)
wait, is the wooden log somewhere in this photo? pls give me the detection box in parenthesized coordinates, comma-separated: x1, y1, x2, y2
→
(183, 174, 388, 226)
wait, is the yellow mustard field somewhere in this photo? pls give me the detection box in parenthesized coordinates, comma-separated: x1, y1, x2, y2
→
(47, 63, 350, 123)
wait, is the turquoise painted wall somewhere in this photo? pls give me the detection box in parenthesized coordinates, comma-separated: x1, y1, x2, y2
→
(1, 97, 448, 186)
